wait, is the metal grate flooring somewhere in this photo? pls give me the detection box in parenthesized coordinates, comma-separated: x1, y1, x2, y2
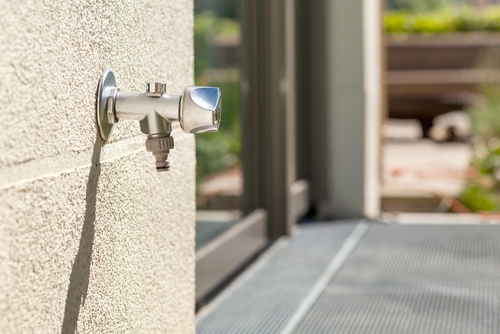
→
(196, 221, 500, 334)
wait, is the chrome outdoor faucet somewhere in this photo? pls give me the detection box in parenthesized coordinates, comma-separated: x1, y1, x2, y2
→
(96, 70, 221, 171)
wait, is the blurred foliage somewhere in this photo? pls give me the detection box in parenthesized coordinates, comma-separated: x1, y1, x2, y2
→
(469, 85, 500, 138)
(195, 80, 241, 182)
(194, 11, 241, 186)
(386, 0, 456, 12)
(460, 144, 500, 212)
(195, 0, 238, 18)
(195, 11, 240, 79)
(461, 75, 500, 211)
(459, 185, 500, 211)
(385, 5, 500, 33)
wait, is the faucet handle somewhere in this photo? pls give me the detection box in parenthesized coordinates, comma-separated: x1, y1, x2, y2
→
(179, 86, 222, 133)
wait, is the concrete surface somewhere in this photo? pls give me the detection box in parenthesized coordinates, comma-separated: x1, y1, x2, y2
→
(382, 118, 472, 213)
(383, 139, 471, 195)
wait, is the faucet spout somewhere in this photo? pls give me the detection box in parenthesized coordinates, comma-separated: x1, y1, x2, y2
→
(145, 134, 174, 172)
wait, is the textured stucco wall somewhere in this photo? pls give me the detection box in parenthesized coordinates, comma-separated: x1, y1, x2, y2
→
(0, 1, 196, 332)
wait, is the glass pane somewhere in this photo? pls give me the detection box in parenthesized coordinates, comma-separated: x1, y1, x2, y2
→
(194, 0, 243, 250)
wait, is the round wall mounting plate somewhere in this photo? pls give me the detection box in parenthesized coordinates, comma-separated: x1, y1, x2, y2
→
(96, 70, 117, 140)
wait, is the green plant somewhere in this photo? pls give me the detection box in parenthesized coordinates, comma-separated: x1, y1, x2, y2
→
(459, 185, 500, 212)
(385, 5, 500, 34)
(460, 70, 500, 211)
(194, 11, 243, 189)
(469, 86, 500, 139)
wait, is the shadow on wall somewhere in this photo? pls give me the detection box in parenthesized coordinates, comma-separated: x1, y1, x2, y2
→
(61, 134, 103, 333)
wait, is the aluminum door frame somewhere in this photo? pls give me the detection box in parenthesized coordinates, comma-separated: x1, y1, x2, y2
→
(195, 0, 310, 303)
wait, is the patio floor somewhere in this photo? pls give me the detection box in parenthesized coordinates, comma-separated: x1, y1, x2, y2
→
(197, 220, 500, 334)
